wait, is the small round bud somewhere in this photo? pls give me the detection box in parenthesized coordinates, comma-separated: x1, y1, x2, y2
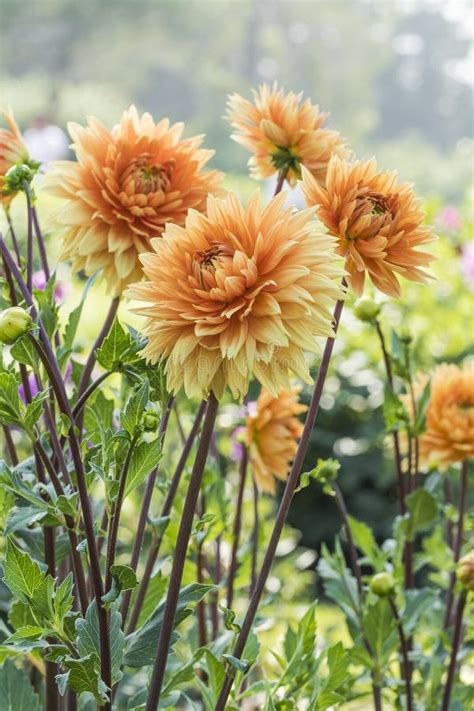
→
(399, 328, 412, 344)
(143, 412, 160, 432)
(370, 572, 395, 597)
(0, 307, 33, 344)
(353, 299, 381, 323)
(456, 551, 474, 592)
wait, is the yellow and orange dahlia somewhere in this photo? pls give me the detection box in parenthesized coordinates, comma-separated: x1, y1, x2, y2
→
(246, 387, 307, 494)
(227, 83, 347, 186)
(44, 106, 222, 295)
(128, 190, 345, 399)
(0, 110, 30, 208)
(301, 156, 435, 297)
(416, 362, 474, 467)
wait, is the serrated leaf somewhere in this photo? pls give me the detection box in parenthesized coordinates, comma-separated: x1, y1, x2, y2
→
(56, 654, 109, 704)
(413, 378, 431, 434)
(61, 275, 95, 353)
(383, 385, 409, 432)
(222, 654, 249, 673)
(2, 537, 45, 602)
(31, 574, 55, 621)
(76, 600, 124, 684)
(54, 573, 74, 623)
(124, 438, 162, 498)
(347, 516, 381, 565)
(9, 336, 37, 369)
(121, 381, 149, 435)
(96, 318, 134, 371)
(0, 372, 23, 427)
(24, 389, 50, 431)
(0, 658, 41, 710)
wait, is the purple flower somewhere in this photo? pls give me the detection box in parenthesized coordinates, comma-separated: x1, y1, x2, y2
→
(437, 206, 461, 232)
(32, 270, 68, 302)
(461, 242, 474, 291)
(231, 425, 246, 461)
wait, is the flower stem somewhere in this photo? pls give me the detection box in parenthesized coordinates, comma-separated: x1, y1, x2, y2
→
(125, 399, 206, 633)
(389, 597, 414, 711)
(105, 435, 139, 592)
(145, 394, 219, 711)
(119, 397, 175, 626)
(444, 460, 468, 628)
(215, 289, 345, 710)
(23, 183, 34, 292)
(32, 205, 50, 280)
(5, 209, 21, 263)
(273, 169, 287, 196)
(374, 319, 406, 514)
(77, 296, 120, 398)
(72, 371, 112, 419)
(2, 425, 18, 465)
(441, 589, 467, 711)
(332, 481, 363, 597)
(250, 478, 259, 594)
(227, 444, 248, 609)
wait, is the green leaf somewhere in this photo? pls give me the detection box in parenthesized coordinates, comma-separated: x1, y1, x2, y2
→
(124, 583, 215, 667)
(61, 275, 95, 353)
(10, 336, 37, 369)
(222, 654, 249, 673)
(0, 372, 23, 427)
(347, 516, 381, 566)
(2, 537, 45, 602)
(121, 381, 149, 435)
(30, 574, 55, 621)
(0, 659, 41, 710)
(124, 438, 162, 498)
(405, 489, 438, 541)
(24, 389, 50, 431)
(76, 600, 124, 684)
(133, 570, 167, 629)
(219, 604, 241, 633)
(96, 318, 134, 371)
(54, 573, 74, 623)
(363, 598, 397, 663)
(413, 378, 431, 435)
(5, 625, 45, 644)
(56, 654, 108, 705)
(383, 385, 409, 432)
(102, 565, 138, 606)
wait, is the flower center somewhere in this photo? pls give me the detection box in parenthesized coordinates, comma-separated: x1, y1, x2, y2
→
(368, 192, 391, 217)
(194, 245, 233, 272)
(123, 158, 174, 195)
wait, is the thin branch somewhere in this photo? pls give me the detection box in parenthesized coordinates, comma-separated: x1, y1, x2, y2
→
(77, 296, 120, 398)
(389, 597, 414, 711)
(441, 590, 467, 711)
(145, 394, 219, 710)
(125, 399, 206, 633)
(444, 460, 468, 628)
(227, 445, 248, 609)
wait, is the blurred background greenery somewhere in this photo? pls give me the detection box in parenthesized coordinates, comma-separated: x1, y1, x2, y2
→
(1, 0, 473, 575)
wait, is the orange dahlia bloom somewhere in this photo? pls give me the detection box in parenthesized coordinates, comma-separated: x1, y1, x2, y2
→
(416, 363, 474, 467)
(227, 84, 347, 186)
(246, 387, 307, 494)
(44, 106, 222, 295)
(128, 190, 345, 399)
(301, 156, 435, 297)
(0, 110, 30, 208)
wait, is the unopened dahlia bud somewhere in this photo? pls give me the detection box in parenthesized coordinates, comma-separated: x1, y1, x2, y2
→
(0, 307, 33, 344)
(3, 161, 39, 197)
(142, 403, 161, 433)
(456, 551, 474, 592)
(370, 572, 395, 597)
(353, 299, 381, 323)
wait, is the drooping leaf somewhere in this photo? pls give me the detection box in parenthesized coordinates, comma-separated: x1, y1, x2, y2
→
(76, 600, 124, 684)
(102, 565, 138, 606)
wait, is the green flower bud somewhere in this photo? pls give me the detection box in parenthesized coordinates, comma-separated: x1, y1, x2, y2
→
(143, 412, 160, 432)
(456, 551, 474, 592)
(2, 160, 40, 197)
(0, 307, 33, 344)
(399, 328, 412, 344)
(370, 572, 395, 597)
(353, 299, 381, 323)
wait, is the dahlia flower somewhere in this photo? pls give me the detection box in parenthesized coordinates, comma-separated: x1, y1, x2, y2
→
(227, 84, 347, 186)
(301, 156, 435, 297)
(415, 363, 474, 467)
(0, 110, 31, 208)
(128, 190, 345, 399)
(44, 106, 222, 295)
(246, 387, 307, 494)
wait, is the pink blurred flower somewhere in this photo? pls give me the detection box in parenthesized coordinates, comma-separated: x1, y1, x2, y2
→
(461, 242, 474, 291)
(437, 206, 461, 232)
(32, 270, 69, 301)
